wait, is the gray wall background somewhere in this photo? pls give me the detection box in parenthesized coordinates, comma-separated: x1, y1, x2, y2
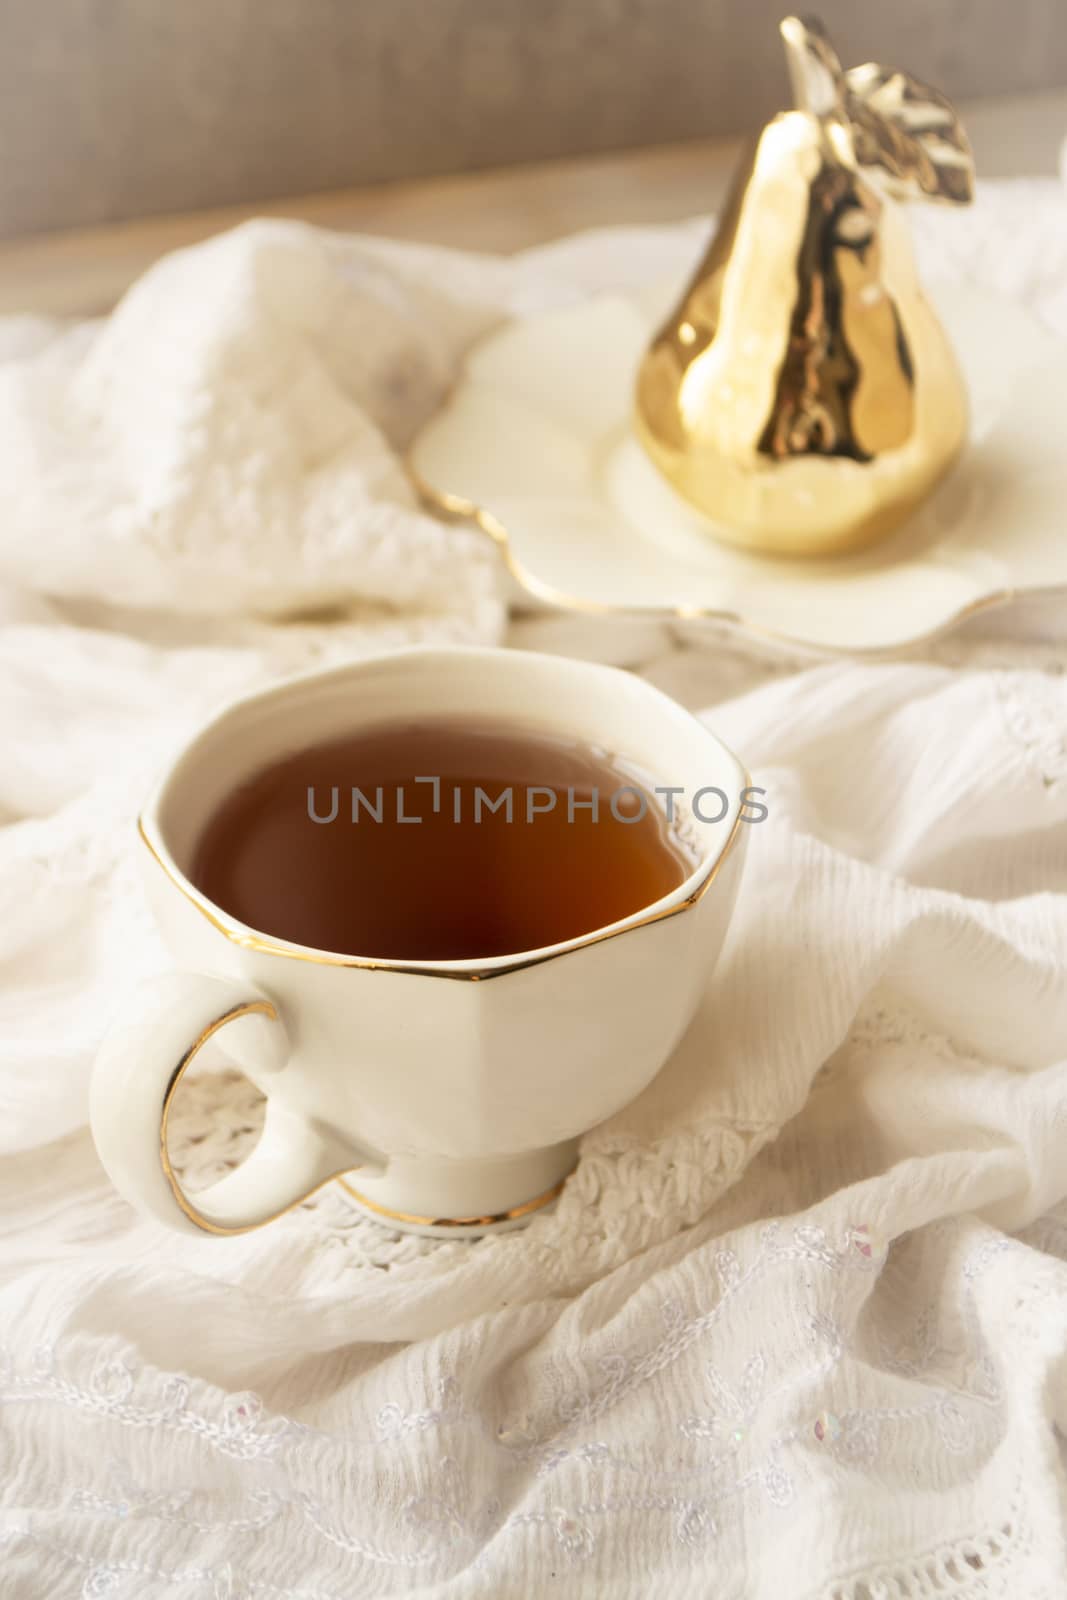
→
(3, 0, 1067, 239)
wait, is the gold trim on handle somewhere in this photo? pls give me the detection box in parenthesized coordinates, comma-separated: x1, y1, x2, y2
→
(405, 408, 1054, 659)
(159, 998, 343, 1236)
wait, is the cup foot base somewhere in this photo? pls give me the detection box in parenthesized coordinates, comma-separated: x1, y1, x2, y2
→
(335, 1141, 579, 1238)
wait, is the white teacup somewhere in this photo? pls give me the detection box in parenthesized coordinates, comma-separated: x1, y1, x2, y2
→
(90, 647, 748, 1237)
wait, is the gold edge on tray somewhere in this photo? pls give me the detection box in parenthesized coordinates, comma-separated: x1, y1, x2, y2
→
(403, 369, 1066, 660)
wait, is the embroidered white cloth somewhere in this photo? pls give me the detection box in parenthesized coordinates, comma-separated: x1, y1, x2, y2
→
(2, 179, 1067, 1598)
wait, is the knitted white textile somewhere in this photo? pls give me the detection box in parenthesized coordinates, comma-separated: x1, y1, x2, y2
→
(2, 179, 1067, 1596)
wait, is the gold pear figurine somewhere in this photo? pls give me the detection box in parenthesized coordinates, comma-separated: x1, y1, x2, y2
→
(634, 16, 976, 557)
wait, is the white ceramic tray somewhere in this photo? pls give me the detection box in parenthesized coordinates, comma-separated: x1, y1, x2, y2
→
(409, 281, 1067, 653)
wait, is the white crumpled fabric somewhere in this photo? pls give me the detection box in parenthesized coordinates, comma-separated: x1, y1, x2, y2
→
(2, 176, 1067, 1598)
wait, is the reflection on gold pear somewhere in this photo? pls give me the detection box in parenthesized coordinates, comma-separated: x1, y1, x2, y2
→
(634, 16, 975, 557)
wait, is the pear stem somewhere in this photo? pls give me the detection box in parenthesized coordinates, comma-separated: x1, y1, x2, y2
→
(780, 15, 843, 120)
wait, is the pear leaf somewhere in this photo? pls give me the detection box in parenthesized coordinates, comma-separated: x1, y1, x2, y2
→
(844, 62, 975, 205)
(778, 15, 975, 207)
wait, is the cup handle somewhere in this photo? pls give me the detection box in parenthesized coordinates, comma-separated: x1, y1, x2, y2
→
(90, 972, 383, 1236)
